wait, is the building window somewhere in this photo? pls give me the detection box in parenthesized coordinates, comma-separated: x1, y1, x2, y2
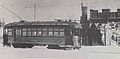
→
(93, 13, 97, 18)
(118, 13, 120, 17)
(109, 13, 112, 17)
(113, 13, 116, 17)
(22, 29, 27, 36)
(98, 14, 101, 18)
(90, 14, 93, 18)
(112, 13, 115, 17)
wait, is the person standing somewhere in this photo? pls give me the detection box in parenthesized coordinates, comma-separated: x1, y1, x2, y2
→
(3, 33, 8, 46)
(90, 23, 97, 45)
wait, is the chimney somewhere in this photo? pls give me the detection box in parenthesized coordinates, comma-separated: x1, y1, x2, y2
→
(102, 9, 111, 13)
(117, 9, 120, 12)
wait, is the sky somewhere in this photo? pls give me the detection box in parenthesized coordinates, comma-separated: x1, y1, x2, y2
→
(0, 0, 120, 24)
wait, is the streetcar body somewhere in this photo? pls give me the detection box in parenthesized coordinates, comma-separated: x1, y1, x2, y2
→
(3, 20, 82, 48)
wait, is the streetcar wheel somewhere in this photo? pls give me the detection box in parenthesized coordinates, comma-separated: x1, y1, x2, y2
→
(74, 47, 75, 50)
(63, 47, 72, 50)
(12, 43, 33, 48)
(47, 45, 61, 49)
(12, 43, 20, 48)
(26, 45, 33, 48)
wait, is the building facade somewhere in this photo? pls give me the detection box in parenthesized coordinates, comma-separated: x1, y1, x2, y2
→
(89, 9, 120, 46)
(90, 9, 120, 23)
(80, 3, 90, 46)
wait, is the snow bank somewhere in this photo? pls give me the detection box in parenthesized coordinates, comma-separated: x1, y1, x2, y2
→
(0, 46, 120, 59)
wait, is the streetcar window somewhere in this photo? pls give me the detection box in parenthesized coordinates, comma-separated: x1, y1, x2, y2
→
(48, 29, 53, 36)
(3, 29, 7, 34)
(60, 29, 64, 37)
(54, 32, 59, 37)
(32, 29, 36, 36)
(54, 28, 59, 37)
(57, 23, 61, 25)
(22, 29, 27, 36)
(60, 32, 64, 37)
(62, 23, 68, 25)
(45, 23, 50, 25)
(42, 28, 47, 36)
(51, 23, 56, 25)
(7, 29, 12, 36)
(54, 28, 59, 31)
(49, 32, 53, 36)
(37, 29, 41, 36)
(27, 29, 31, 36)
(40, 23, 44, 25)
(16, 29, 21, 36)
(60, 29, 64, 31)
(38, 31, 41, 36)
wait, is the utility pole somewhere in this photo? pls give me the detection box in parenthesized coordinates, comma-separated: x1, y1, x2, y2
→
(34, 3, 36, 21)
(118, 0, 120, 8)
(105, 0, 108, 9)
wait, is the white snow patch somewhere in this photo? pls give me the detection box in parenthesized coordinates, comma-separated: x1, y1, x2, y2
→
(0, 46, 120, 59)
(0, 27, 3, 39)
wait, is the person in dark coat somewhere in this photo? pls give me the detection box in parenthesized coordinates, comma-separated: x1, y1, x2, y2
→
(90, 23, 97, 45)
(3, 34, 8, 46)
(3, 34, 11, 46)
(111, 35, 114, 40)
(91, 23, 97, 30)
(95, 29, 103, 45)
(88, 29, 94, 46)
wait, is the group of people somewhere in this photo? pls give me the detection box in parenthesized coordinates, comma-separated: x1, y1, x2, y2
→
(81, 23, 104, 46)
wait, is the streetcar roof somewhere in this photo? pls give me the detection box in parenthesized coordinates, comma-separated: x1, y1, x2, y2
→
(4, 21, 82, 28)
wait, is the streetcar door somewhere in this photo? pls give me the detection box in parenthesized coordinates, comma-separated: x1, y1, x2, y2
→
(14, 29, 21, 42)
(65, 29, 73, 45)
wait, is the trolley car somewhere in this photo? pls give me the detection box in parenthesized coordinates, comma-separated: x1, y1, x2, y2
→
(3, 20, 82, 49)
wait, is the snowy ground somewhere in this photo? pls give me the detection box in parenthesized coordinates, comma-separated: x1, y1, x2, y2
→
(0, 38, 120, 59)
(0, 28, 120, 59)
(0, 45, 120, 59)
